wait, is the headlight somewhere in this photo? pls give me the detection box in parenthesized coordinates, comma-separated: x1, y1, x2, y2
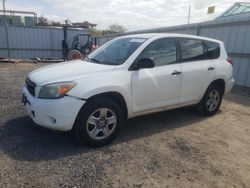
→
(38, 82, 76, 99)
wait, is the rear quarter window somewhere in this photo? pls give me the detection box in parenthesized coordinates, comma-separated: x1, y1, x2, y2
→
(204, 40, 220, 59)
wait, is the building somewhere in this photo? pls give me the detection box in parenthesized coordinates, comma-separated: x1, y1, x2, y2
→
(217, 2, 250, 19)
(0, 10, 37, 27)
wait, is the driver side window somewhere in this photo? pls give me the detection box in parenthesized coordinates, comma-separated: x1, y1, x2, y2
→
(139, 38, 177, 67)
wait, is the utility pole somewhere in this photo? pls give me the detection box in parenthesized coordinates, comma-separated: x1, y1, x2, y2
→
(2, 0, 10, 58)
(188, 4, 191, 24)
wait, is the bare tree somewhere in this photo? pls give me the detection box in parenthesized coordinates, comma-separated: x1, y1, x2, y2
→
(37, 16, 49, 26)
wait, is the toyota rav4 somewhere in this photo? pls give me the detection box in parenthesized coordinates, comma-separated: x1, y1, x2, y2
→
(22, 33, 234, 146)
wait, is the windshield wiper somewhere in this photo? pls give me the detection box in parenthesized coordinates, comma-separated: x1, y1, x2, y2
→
(90, 58, 102, 64)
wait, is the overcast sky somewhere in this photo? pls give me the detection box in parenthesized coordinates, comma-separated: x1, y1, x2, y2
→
(3, 0, 250, 31)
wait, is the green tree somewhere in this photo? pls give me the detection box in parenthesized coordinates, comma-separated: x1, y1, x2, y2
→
(90, 27, 103, 37)
(108, 24, 126, 33)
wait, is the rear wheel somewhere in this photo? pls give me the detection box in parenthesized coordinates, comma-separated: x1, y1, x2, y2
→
(74, 98, 124, 147)
(197, 84, 223, 116)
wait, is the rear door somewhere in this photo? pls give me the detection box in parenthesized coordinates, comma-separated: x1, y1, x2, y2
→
(179, 38, 216, 103)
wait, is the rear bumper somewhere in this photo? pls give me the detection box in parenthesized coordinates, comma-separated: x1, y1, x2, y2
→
(22, 87, 85, 131)
(225, 77, 235, 94)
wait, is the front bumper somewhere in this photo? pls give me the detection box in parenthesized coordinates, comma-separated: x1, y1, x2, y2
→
(22, 87, 85, 131)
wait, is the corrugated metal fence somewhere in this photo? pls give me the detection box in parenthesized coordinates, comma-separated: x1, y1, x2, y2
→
(96, 15, 250, 88)
(0, 25, 88, 58)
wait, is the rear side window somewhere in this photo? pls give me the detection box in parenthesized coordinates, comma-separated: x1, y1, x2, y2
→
(204, 40, 220, 59)
(179, 39, 205, 62)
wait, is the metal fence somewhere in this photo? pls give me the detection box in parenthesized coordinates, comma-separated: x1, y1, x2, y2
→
(0, 25, 88, 59)
(96, 15, 250, 88)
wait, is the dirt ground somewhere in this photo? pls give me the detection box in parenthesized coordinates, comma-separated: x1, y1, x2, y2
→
(0, 63, 250, 188)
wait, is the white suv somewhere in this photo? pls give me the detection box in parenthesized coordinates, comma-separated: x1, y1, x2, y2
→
(22, 33, 234, 146)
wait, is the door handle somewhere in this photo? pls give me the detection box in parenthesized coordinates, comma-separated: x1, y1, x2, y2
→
(172, 70, 182, 75)
(208, 66, 215, 71)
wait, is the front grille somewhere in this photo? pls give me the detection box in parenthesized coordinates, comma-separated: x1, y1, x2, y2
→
(25, 78, 36, 96)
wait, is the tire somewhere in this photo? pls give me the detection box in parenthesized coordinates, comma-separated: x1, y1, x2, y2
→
(74, 98, 124, 147)
(68, 50, 82, 60)
(197, 84, 223, 116)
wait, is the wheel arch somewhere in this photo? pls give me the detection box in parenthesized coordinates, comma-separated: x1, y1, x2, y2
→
(84, 91, 128, 119)
(209, 79, 226, 95)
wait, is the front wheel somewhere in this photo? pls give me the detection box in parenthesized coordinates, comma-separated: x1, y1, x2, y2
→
(197, 84, 223, 116)
(74, 98, 124, 147)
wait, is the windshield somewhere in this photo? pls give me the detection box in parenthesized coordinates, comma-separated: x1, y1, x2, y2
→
(86, 37, 147, 65)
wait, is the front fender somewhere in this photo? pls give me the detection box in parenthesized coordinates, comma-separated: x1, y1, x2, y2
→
(67, 71, 133, 116)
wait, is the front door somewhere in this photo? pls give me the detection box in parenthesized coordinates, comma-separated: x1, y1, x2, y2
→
(131, 38, 182, 113)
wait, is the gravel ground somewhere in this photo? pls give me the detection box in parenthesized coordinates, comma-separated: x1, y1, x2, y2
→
(0, 63, 250, 188)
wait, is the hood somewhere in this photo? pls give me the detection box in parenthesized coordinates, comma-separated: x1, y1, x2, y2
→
(28, 60, 116, 86)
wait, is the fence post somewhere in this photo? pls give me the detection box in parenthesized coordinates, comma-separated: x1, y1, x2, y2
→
(2, 0, 10, 58)
(196, 24, 201, 36)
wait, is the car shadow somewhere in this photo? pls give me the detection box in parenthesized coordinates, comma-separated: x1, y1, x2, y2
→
(119, 107, 208, 142)
(0, 107, 208, 162)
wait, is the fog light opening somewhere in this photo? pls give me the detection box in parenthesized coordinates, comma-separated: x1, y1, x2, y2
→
(51, 117, 57, 124)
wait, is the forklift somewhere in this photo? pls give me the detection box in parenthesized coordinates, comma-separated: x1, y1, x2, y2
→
(68, 34, 93, 60)
(62, 23, 95, 61)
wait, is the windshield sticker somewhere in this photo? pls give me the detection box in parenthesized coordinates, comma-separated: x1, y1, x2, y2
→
(129, 38, 146, 43)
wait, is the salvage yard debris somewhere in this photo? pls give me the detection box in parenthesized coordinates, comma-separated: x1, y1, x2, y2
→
(0, 57, 63, 64)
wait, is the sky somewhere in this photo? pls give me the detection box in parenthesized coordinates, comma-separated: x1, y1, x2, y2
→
(3, 0, 250, 31)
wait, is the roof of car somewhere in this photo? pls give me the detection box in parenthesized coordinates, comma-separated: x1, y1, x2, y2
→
(120, 33, 221, 43)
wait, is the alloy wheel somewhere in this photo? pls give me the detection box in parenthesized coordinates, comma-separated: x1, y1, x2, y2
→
(206, 90, 220, 112)
(86, 108, 117, 140)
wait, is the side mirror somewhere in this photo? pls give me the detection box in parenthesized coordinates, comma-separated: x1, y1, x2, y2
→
(135, 58, 155, 70)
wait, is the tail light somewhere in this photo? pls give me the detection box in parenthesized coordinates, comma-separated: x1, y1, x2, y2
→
(227, 57, 233, 66)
